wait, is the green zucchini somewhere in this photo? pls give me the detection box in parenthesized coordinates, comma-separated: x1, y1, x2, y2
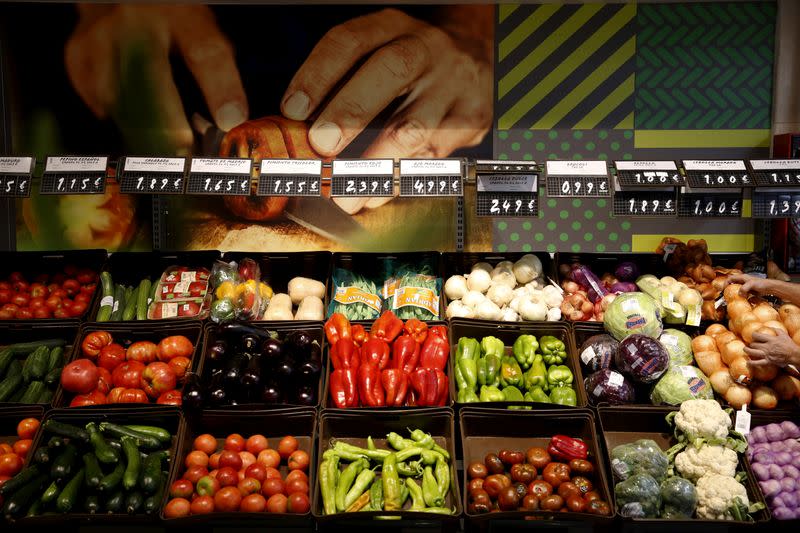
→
(25, 497, 42, 517)
(33, 446, 51, 465)
(144, 471, 167, 514)
(121, 437, 141, 490)
(55, 467, 84, 513)
(41, 480, 60, 503)
(0, 373, 23, 401)
(2, 473, 47, 518)
(50, 443, 79, 481)
(123, 425, 172, 444)
(104, 489, 125, 513)
(96, 271, 115, 322)
(46, 346, 64, 372)
(83, 452, 104, 488)
(0, 348, 13, 379)
(47, 436, 65, 449)
(87, 422, 119, 464)
(0, 464, 42, 496)
(43, 419, 89, 442)
(36, 388, 54, 405)
(44, 366, 61, 387)
(7, 339, 65, 355)
(109, 284, 125, 321)
(84, 494, 100, 514)
(122, 286, 139, 321)
(19, 381, 45, 403)
(125, 490, 144, 515)
(98, 423, 161, 449)
(27, 346, 50, 380)
(98, 462, 125, 492)
(140, 451, 168, 494)
(136, 279, 151, 321)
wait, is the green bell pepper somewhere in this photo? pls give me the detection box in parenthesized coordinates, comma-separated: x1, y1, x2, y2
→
(524, 386, 551, 403)
(477, 354, 501, 387)
(523, 355, 548, 391)
(499, 356, 523, 388)
(549, 386, 577, 406)
(458, 359, 478, 390)
(502, 385, 524, 402)
(479, 385, 505, 403)
(457, 337, 480, 361)
(457, 388, 480, 403)
(540, 336, 567, 365)
(454, 362, 467, 391)
(512, 335, 538, 370)
(547, 365, 573, 388)
(480, 336, 505, 359)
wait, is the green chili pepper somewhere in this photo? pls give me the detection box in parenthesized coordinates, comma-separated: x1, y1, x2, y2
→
(333, 441, 390, 461)
(319, 454, 340, 515)
(397, 461, 423, 478)
(382, 453, 401, 511)
(502, 385, 524, 401)
(434, 455, 450, 503)
(547, 365, 574, 388)
(457, 388, 480, 403)
(499, 356, 523, 388)
(343, 468, 375, 511)
(419, 507, 456, 515)
(479, 385, 505, 402)
(336, 458, 368, 512)
(549, 386, 578, 406)
(420, 449, 442, 466)
(407, 429, 449, 460)
(387, 432, 416, 451)
(524, 354, 548, 391)
(457, 337, 480, 360)
(422, 466, 444, 507)
(525, 386, 551, 403)
(369, 478, 383, 511)
(406, 478, 425, 510)
(458, 359, 478, 391)
(367, 436, 377, 451)
(400, 481, 410, 507)
(395, 446, 425, 463)
(512, 335, 538, 370)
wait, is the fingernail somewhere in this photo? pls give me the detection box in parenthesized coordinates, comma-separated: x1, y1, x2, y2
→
(214, 101, 246, 131)
(282, 91, 310, 120)
(309, 122, 342, 154)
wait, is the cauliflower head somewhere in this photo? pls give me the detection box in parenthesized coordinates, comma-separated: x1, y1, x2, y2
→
(696, 473, 749, 520)
(674, 399, 730, 441)
(674, 445, 737, 482)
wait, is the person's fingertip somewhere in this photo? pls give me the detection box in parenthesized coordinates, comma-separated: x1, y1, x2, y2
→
(309, 121, 343, 155)
(282, 91, 311, 120)
(214, 101, 247, 131)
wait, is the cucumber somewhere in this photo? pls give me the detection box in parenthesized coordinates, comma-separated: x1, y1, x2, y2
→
(19, 381, 45, 403)
(98, 462, 125, 492)
(46, 346, 64, 372)
(84, 494, 100, 514)
(43, 419, 89, 442)
(50, 443, 79, 481)
(7, 339, 65, 355)
(5, 359, 22, 378)
(125, 490, 144, 515)
(144, 471, 167, 514)
(109, 284, 125, 321)
(44, 366, 61, 387)
(8, 383, 25, 403)
(37, 388, 54, 405)
(0, 464, 42, 496)
(140, 451, 168, 494)
(122, 286, 139, 321)
(55, 467, 84, 513)
(87, 422, 119, 464)
(136, 279, 151, 321)
(104, 489, 125, 513)
(41, 480, 60, 503)
(123, 425, 172, 444)
(0, 373, 23, 401)
(98, 423, 161, 449)
(0, 348, 13, 379)
(83, 452, 104, 488)
(96, 271, 115, 322)
(27, 346, 50, 380)
(2, 473, 47, 518)
(121, 437, 141, 490)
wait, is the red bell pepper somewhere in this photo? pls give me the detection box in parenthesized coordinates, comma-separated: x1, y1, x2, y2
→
(325, 313, 351, 346)
(547, 435, 588, 461)
(331, 339, 360, 370)
(351, 324, 367, 347)
(435, 369, 449, 406)
(392, 335, 420, 374)
(358, 362, 385, 407)
(361, 337, 390, 370)
(330, 368, 358, 408)
(429, 325, 448, 342)
(419, 332, 449, 371)
(410, 368, 439, 406)
(381, 368, 408, 407)
(403, 319, 428, 344)
(371, 311, 403, 343)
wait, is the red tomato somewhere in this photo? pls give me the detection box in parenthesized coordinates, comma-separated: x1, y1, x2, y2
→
(164, 497, 191, 518)
(0, 290, 11, 304)
(111, 360, 146, 389)
(51, 289, 67, 299)
(8, 272, 24, 283)
(277, 436, 298, 460)
(184, 465, 208, 484)
(169, 479, 194, 499)
(157, 390, 182, 405)
(12, 280, 29, 293)
(81, 331, 112, 358)
(80, 283, 97, 295)
(53, 308, 70, 319)
(287, 450, 309, 472)
(238, 477, 261, 496)
(186, 450, 209, 469)
(0, 444, 11, 455)
(284, 478, 308, 496)
(190, 495, 215, 515)
(141, 362, 177, 399)
(285, 470, 308, 484)
(76, 269, 96, 285)
(240, 493, 267, 513)
(193, 434, 217, 455)
(16, 418, 39, 440)
(96, 367, 113, 394)
(45, 296, 62, 311)
(225, 434, 246, 452)
(216, 467, 239, 488)
(218, 450, 243, 471)
(12, 439, 32, 459)
(69, 301, 87, 318)
(28, 297, 46, 310)
(119, 388, 148, 403)
(46, 283, 60, 295)
(261, 478, 285, 498)
(32, 307, 52, 319)
(126, 341, 158, 364)
(11, 293, 29, 307)
(266, 494, 288, 514)
(73, 293, 91, 305)
(62, 279, 80, 296)
(263, 467, 281, 480)
(215, 486, 242, 513)
(1, 303, 18, 314)
(246, 434, 269, 455)
(0, 281, 10, 290)
(239, 451, 256, 471)
(167, 356, 191, 380)
(70, 389, 107, 407)
(0, 309, 13, 320)
(29, 283, 48, 298)
(287, 492, 310, 514)
(14, 308, 33, 320)
(188, 282, 207, 297)
(107, 387, 125, 403)
(257, 449, 280, 469)
(64, 265, 77, 276)
(245, 463, 267, 483)
(157, 335, 194, 361)
(97, 343, 126, 371)
(209, 452, 221, 470)
(60, 359, 100, 394)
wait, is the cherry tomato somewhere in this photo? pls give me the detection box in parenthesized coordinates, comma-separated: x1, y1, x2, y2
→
(14, 308, 33, 320)
(287, 450, 309, 472)
(287, 492, 310, 514)
(164, 497, 191, 518)
(214, 486, 243, 512)
(12, 439, 32, 459)
(157, 335, 194, 361)
(0, 453, 23, 477)
(81, 331, 113, 358)
(240, 493, 267, 513)
(224, 434, 246, 452)
(277, 436, 298, 459)
(266, 493, 288, 514)
(194, 433, 218, 455)
(245, 434, 269, 455)
(17, 418, 39, 440)
(190, 495, 215, 515)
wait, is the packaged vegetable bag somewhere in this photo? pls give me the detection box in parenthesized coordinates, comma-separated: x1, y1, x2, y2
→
(329, 268, 382, 321)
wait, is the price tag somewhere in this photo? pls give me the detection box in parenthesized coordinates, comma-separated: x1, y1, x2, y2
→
(41, 156, 107, 194)
(678, 191, 742, 218)
(612, 191, 676, 217)
(751, 189, 800, 218)
(119, 157, 186, 194)
(682, 160, 752, 187)
(0, 157, 34, 198)
(735, 405, 751, 435)
(545, 160, 610, 197)
(331, 159, 393, 197)
(187, 158, 251, 196)
(749, 159, 800, 186)
(258, 159, 322, 197)
(399, 159, 463, 197)
(475, 160, 538, 217)
(614, 161, 683, 186)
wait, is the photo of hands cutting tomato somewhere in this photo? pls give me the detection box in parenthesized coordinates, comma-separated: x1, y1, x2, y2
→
(11, 3, 494, 251)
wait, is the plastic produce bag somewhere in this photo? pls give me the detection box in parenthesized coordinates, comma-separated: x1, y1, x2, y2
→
(385, 266, 442, 320)
(650, 365, 713, 405)
(329, 267, 382, 321)
(660, 476, 697, 519)
(611, 439, 669, 481)
(659, 329, 693, 366)
(615, 473, 662, 518)
(208, 259, 264, 322)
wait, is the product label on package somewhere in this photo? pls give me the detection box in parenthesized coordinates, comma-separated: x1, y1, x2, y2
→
(660, 334, 678, 347)
(161, 302, 178, 319)
(608, 371, 624, 387)
(334, 286, 382, 313)
(181, 271, 197, 283)
(392, 286, 439, 316)
(686, 304, 702, 327)
(735, 406, 751, 435)
(100, 296, 114, 308)
(580, 347, 597, 365)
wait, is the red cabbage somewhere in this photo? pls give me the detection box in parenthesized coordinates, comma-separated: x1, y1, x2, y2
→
(615, 334, 669, 383)
(584, 369, 635, 405)
(615, 261, 640, 281)
(579, 334, 618, 372)
(610, 281, 637, 293)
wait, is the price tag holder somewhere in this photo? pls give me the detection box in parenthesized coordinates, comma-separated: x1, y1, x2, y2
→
(751, 188, 800, 218)
(682, 160, 752, 188)
(545, 160, 610, 197)
(613, 191, 676, 217)
(475, 160, 538, 217)
(749, 159, 800, 186)
(614, 160, 683, 187)
(258, 159, 322, 197)
(187, 158, 251, 195)
(678, 188, 742, 218)
(331, 159, 394, 197)
(119, 157, 186, 194)
(40, 156, 107, 194)
(399, 159, 463, 197)
(0, 157, 34, 198)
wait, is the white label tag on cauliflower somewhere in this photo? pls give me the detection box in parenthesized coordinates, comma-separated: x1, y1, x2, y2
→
(608, 371, 624, 387)
(580, 346, 597, 365)
(735, 405, 751, 435)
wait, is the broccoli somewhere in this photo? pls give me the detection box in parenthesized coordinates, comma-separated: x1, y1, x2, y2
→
(660, 476, 697, 519)
(615, 473, 662, 518)
(610, 439, 669, 482)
